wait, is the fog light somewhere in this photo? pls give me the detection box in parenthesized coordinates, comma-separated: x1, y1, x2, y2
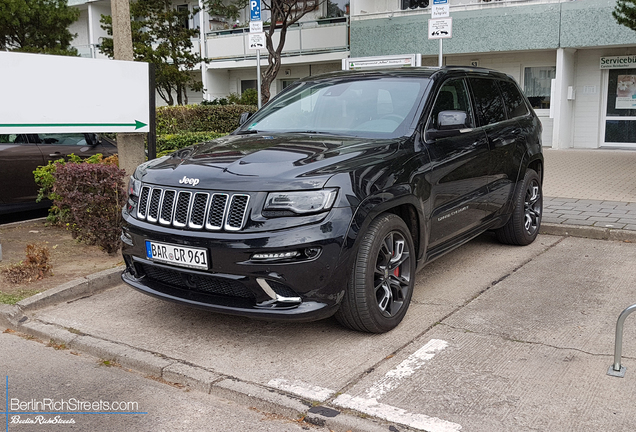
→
(304, 247, 321, 259)
(252, 251, 301, 261)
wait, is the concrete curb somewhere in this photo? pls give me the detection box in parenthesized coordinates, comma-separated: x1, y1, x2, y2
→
(540, 223, 636, 242)
(16, 266, 125, 312)
(2, 316, 397, 432)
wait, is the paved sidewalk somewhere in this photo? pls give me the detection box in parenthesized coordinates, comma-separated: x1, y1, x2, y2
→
(542, 148, 636, 232)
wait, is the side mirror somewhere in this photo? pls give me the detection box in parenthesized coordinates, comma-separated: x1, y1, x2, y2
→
(86, 133, 99, 145)
(438, 110, 468, 130)
(239, 112, 252, 125)
(426, 110, 472, 140)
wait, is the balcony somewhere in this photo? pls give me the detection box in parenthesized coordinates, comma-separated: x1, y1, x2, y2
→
(351, 0, 574, 19)
(205, 17, 349, 62)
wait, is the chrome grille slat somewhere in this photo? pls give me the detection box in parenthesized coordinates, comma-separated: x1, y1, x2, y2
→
(173, 191, 192, 228)
(137, 186, 151, 219)
(188, 193, 209, 229)
(159, 190, 176, 225)
(137, 186, 248, 231)
(225, 194, 250, 231)
(147, 188, 163, 223)
(206, 193, 229, 230)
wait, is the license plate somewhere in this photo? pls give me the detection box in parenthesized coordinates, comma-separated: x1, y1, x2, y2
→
(145, 241, 209, 270)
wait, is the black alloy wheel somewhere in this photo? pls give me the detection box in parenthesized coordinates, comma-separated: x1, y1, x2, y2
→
(335, 213, 415, 333)
(523, 176, 542, 237)
(496, 168, 543, 246)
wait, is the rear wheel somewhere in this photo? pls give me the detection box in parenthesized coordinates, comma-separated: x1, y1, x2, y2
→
(496, 168, 542, 246)
(335, 213, 415, 333)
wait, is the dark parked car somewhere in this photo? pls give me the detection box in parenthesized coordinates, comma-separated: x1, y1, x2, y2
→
(121, 67, 543, 333)
(0, 133, 117, 215)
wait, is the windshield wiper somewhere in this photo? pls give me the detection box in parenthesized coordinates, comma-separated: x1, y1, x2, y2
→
(287, 131, 337, 135)
(236, 130, 258, 135)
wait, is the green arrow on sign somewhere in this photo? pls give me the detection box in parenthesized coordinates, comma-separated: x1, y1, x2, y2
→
(0, 120, 148, 130)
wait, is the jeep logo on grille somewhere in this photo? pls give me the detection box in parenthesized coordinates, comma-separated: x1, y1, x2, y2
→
(178, 176, 200, 186)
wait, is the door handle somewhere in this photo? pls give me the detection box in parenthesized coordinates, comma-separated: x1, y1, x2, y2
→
(49, 152, 64, 157)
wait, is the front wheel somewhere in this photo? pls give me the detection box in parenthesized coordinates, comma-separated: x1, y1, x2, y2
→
(335, 213, 415, 333)
(496, 168, 542, 246)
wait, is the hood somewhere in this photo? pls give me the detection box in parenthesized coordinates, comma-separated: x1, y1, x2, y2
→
(137, 133, 403, 192)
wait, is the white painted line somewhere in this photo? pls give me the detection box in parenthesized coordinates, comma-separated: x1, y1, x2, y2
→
(267, 378, 335, 402)
(366, 339, 448, 399)
(334, 394, 462, 432)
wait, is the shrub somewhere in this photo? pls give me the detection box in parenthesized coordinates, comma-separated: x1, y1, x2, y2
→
(2, 244, 52, 284)
(156, 104, 257, 135)
(34, 153, 117, 224)
(52, 162, 127, 254)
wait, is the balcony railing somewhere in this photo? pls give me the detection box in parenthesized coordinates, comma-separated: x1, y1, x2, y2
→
(205, 17, 349, 62)
(352, 0, 574, 19)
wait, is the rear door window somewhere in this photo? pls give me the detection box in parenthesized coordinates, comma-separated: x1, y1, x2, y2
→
(468, 78, 506, 126)
(498, 80, 530, 119)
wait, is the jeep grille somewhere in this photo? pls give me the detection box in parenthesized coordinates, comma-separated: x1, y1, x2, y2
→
(136, 186, 250, 231)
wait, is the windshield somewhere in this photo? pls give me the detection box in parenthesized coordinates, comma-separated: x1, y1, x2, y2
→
(240, 76, 430, 139)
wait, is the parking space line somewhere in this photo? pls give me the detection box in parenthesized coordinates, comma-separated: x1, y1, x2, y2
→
(366, 339, 448, 399)
(268, 339, 459, 431)
(333, 394, 462, 431)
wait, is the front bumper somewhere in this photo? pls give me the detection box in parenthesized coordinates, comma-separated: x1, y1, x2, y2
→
(121, 207, 355, 322)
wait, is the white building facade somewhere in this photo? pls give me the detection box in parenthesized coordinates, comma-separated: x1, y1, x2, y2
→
(68, 0, 636, 149)
(68, 0, 350, 104)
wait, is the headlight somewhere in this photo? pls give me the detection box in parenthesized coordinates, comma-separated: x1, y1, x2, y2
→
(264, 189, 338, 214)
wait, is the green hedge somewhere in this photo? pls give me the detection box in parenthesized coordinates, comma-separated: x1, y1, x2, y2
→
(156, 104, 257, 135)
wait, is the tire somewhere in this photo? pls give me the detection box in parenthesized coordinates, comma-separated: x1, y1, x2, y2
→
(335, 213, 416, 333)
(496, 168, 542, 246)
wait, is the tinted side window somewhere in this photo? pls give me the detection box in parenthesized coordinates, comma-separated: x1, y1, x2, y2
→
(498, 80, 530, 119)
(429, 78, 475, 129)
(468, 78, 506, 126)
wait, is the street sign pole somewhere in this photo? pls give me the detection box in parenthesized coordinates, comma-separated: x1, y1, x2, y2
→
(431, 0, 450, 68)
(250, 0, 263, 108)
(257, 50, 262, 109)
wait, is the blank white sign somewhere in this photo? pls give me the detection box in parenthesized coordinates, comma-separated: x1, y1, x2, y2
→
(0, 51, 149, 133)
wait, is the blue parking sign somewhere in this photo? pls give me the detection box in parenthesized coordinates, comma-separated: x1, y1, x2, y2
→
(433, 0, 448, 4)
(250, 0, 261, 21)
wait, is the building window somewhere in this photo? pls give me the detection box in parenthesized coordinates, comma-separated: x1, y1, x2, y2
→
(241, 80, 257, 93)
(401, 0, 429, 9)
(177, 5, 189, 29)
(524, 66, 555, 110)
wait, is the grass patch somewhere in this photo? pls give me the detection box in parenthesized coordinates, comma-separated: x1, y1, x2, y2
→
(0, 290, 40, 305)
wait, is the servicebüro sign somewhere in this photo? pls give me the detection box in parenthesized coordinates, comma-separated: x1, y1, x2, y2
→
(600, 55, 636, 69)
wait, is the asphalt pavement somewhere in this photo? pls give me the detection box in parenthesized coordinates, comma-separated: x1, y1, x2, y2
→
(2, 148, 636, 432)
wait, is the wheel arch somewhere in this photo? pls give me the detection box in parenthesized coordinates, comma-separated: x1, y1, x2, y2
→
(344, 194, 426, 264)
(527, 157, 544, 184)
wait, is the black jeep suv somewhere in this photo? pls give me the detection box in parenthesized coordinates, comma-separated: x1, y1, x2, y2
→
(121, 67, 543, 333)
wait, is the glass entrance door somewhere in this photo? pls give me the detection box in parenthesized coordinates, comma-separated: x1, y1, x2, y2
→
(603, 68, 636, 148)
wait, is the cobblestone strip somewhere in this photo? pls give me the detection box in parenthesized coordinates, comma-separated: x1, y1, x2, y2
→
(544, 197, 636, 231)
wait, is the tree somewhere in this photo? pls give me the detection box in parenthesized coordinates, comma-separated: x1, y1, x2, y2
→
(258, 0, 325, 104)
(614, 0, 636, 31)
(100, 0, 205, 105)
(0, 0, 80, 56)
